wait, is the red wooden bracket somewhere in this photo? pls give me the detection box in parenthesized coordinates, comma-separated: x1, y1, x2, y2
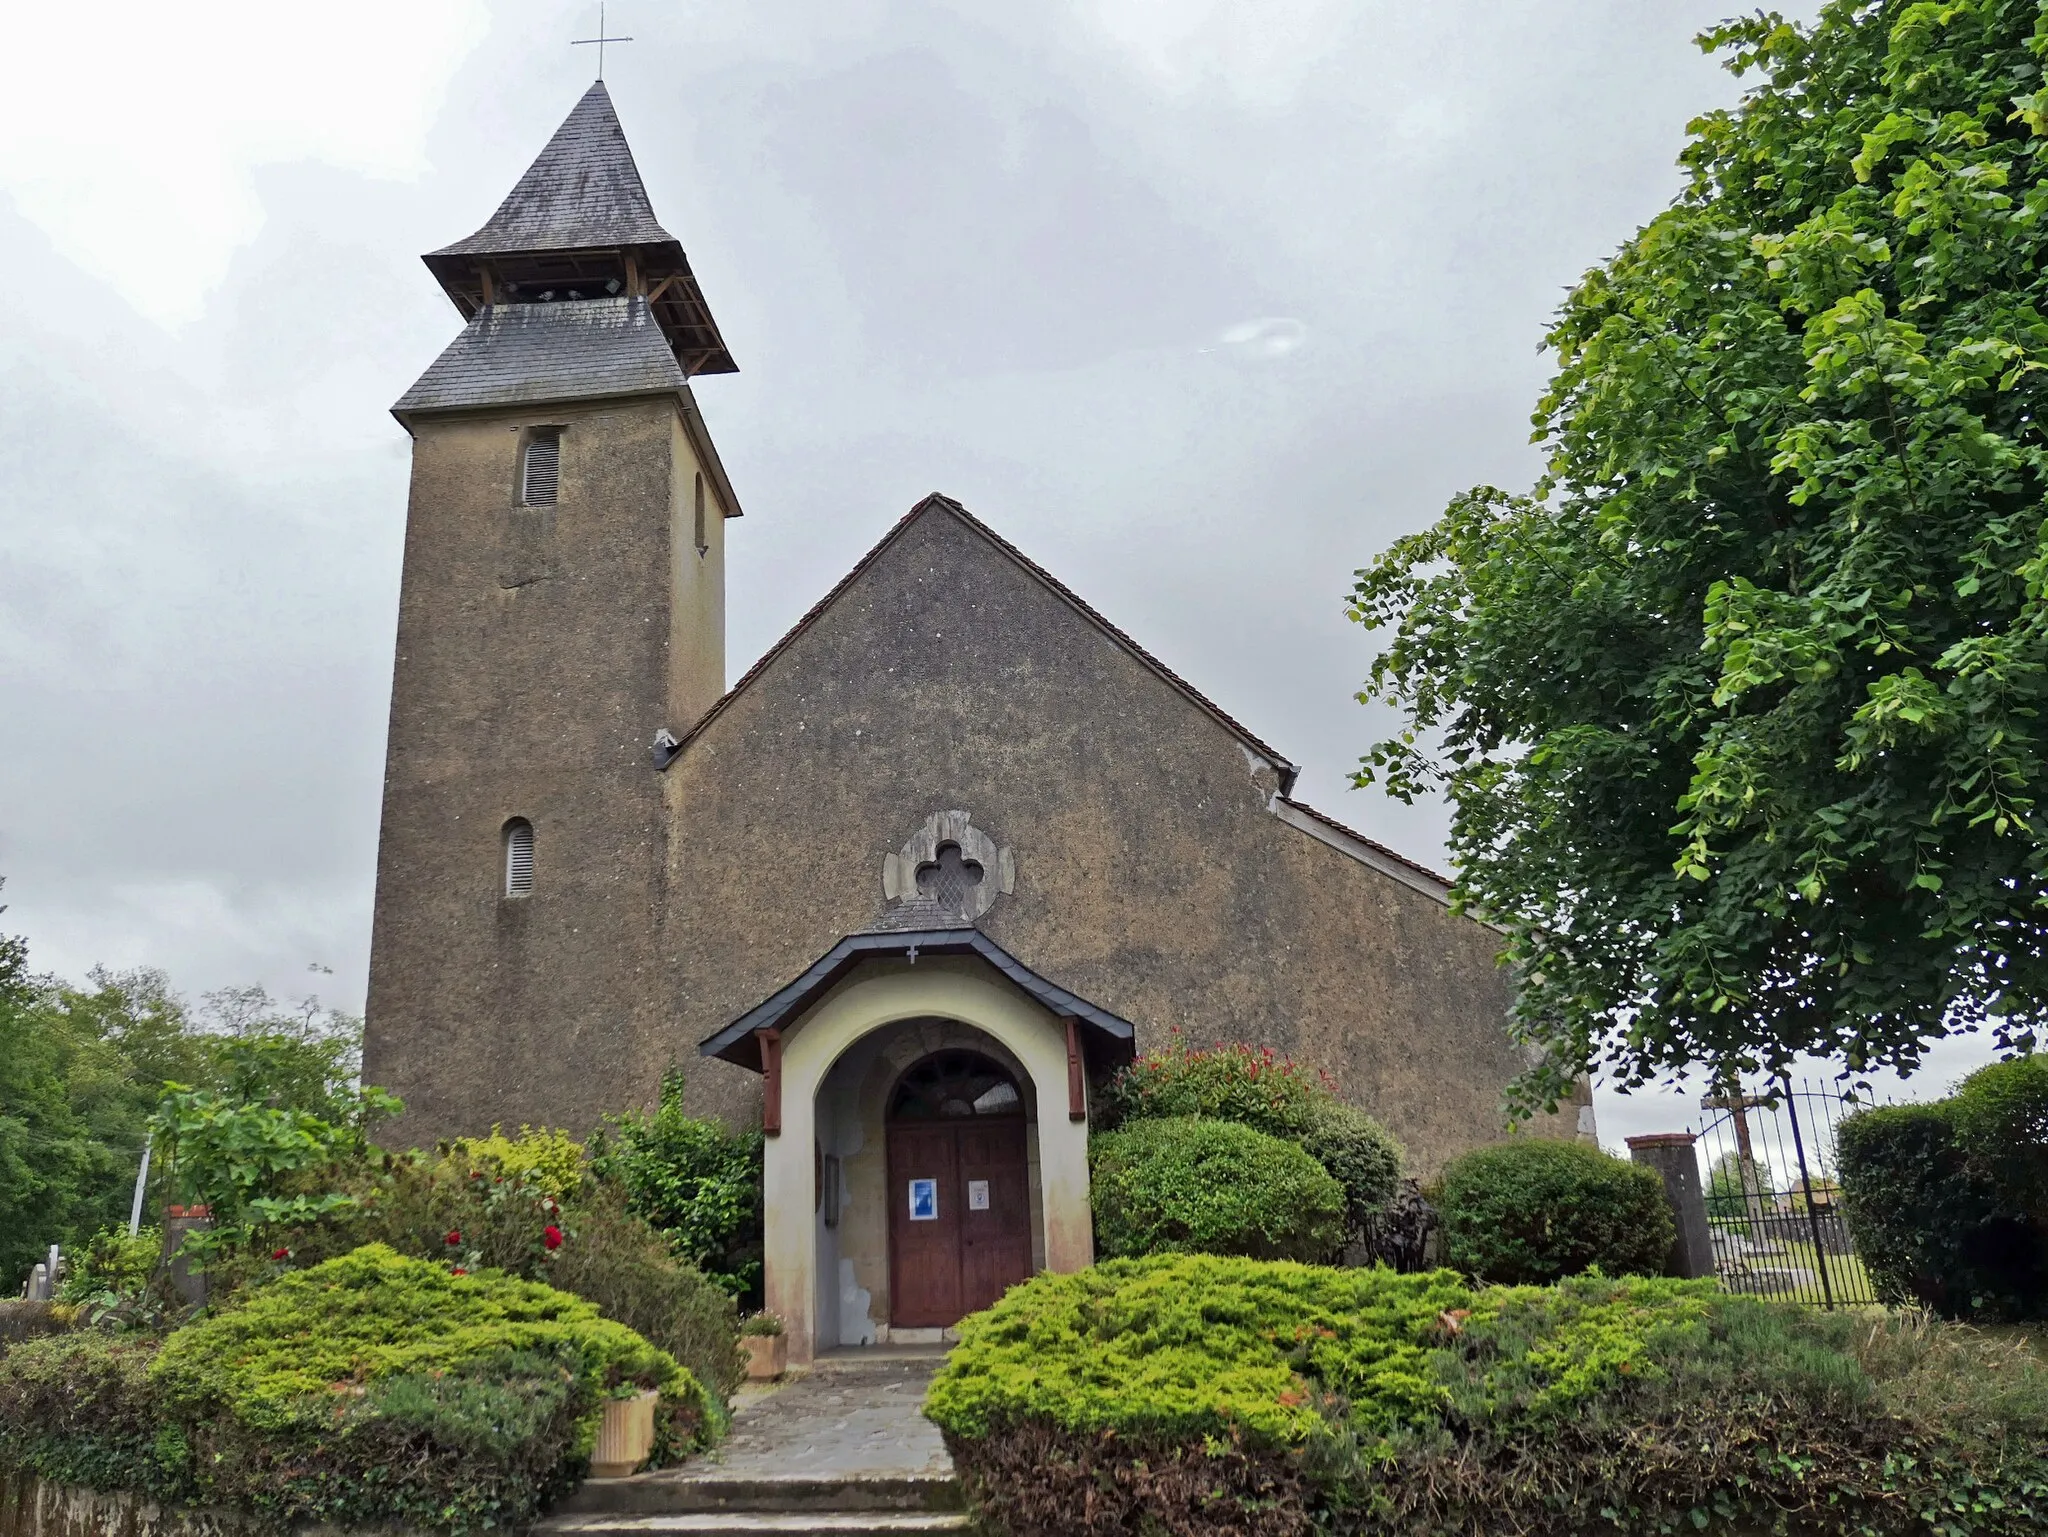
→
(1066, 1018, 1086, 1122)
(759, 1026, 783, 1136)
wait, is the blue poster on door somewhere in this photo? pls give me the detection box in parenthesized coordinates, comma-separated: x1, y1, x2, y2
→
(908, 1178, 939, 1221)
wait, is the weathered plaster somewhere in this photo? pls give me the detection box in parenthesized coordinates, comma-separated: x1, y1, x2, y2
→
(662, 503, 1586, 1171)
(762, 956, 1092, 1366)
(363, 395, 728, 1142)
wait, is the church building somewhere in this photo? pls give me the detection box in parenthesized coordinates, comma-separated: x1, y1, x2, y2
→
(363, 82, 1592, 1364)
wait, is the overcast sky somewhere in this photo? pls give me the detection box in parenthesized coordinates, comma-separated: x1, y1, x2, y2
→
(1, 0, 2002, 1142)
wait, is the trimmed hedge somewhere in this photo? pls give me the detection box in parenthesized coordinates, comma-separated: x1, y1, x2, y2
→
(1089, 1117, 1345, 1263)
(1436, 1138, 1673, 1283)
(0, 1244, 716, 1535)
(1098, 1037, 1404, 1238)
(925, 1255, 2048, 1537)
(1950, 1057, 2048, 1221)
(1839, 1098, 2047, 1322)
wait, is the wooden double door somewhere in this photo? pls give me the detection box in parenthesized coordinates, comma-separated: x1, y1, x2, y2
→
(886, 1115, 1031, 1327)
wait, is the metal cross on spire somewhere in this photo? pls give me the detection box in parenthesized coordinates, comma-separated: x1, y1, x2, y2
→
(572, 3, 633, 80)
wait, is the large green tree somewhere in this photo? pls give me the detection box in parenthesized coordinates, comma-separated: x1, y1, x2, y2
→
(1355, 1, 2048, 1112)
(0, 901, 367, 1286)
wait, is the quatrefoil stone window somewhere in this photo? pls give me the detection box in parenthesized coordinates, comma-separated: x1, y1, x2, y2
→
(881, 811, 1016, 921)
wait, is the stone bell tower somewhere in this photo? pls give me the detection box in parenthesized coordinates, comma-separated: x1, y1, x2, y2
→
(363, 82, 742, 1141)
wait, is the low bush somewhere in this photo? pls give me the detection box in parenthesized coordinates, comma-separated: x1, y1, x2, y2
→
(1098, 1034, 1336, 1134)
(588, 1066, 764, 1303)
(449, 1125, 588, 1201)
(1299, 1102, 1403, 1232)
(146, 1244, 712, 1533)
(226, 1143, 744, 1404)
(0, 1333, 186, 1499)
(1089, 1117, 1345, 1263)
(1839, 1099, 2047, 1322)
(1098, 1034, 1404, 1243)
(1436, 1138, 1672, 1283)
(925, 1255, 2048, 1537)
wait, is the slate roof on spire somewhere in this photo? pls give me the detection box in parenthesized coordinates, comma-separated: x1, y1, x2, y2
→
(433, 81, 672, 257)
(417, 82, 737, 376)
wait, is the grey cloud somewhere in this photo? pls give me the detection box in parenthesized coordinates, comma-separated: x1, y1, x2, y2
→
(6, 1, 1862, 1131)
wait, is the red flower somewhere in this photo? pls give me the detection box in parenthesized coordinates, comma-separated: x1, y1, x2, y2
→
(445, 1230, 461, 1246)
(451, 1267, 468, 1276)
(271, 1247, 290, 1261)
(542, 1225, 563, 1250)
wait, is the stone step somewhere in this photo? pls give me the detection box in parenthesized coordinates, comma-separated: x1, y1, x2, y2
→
(537, 1515, 973, 1536)
(558, 1473, 964, 1515)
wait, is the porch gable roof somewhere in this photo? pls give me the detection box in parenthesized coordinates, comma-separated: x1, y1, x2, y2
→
(698, 928, 1137, 1069)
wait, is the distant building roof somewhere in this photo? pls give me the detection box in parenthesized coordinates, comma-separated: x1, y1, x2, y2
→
(432, 81, 673, 258)
(392, 295, 685, 418)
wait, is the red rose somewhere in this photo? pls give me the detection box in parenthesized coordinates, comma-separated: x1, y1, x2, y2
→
(451, 1267, 467, 1276)
(542, 1225, 563, 1250)
(271, 1247, 290, 1261)
(445, 1230, 461, 1246)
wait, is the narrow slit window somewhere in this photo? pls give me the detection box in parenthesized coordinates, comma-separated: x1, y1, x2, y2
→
(503, 818, 534, 897)
(693, 472, 708, 555)
(522, 429, 561, 506)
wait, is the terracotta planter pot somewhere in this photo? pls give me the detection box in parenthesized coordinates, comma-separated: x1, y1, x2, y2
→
(741, 1333, 787, 1380)
(590, 1389, 659, 1478)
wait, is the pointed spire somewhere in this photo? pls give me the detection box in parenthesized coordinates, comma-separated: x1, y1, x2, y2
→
(418, 82, 735, 378)
(433, 82, 672, 258)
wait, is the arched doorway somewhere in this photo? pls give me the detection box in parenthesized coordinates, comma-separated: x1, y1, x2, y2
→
(886, 1051, 1032, 1326)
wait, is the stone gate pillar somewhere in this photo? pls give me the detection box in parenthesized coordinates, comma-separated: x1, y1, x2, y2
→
(1627, 1132, 1714, 1280)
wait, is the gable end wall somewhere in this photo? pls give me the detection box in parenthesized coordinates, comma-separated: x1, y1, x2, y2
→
(655, 506, 1580, 1171)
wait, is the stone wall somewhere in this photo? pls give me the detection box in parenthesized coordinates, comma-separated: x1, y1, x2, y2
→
(658, 501, 1584, 1172)
(363, 395, 724, 1142)
(0, 1475, 270, 1537)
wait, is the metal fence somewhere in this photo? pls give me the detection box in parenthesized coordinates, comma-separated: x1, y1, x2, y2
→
(1686, 1078, 1885, 1308)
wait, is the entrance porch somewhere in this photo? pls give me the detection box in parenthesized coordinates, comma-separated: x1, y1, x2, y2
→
(698, 928, 1135, 1364)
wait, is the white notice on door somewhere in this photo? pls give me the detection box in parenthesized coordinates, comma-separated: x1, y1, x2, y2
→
(967, 1179, 990, 1211)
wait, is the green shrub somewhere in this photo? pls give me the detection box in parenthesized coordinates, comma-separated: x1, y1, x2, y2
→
(1950, 1057, 2048, 1220)
(1099, 1035, 1334, 1135)
(542, 1186, 744, 1404)
(148, 1244, 713, 1533)
(449, 1125, 588, 1201)
(56, 1226, 161, 1304)
(588, 1066, 764, 1303)
(0, 1333, 188, 1499)
(227, 1145, 744, 1404)
(1436, 1139, 1673, 1284)
(1300, 1101, 1403, 1233)
(1838, 1101, 2046, 1321)
(1099, 1035, 1405, 1242)
(1089, 1117, 1345, 1262)
(926, 1255, 2048, 1537)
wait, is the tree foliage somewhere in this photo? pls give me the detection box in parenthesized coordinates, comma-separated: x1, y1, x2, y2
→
(0, 903, 367, 1286)
(1354, 1, 2048, 1109)
(587, 1067, 763, 1304)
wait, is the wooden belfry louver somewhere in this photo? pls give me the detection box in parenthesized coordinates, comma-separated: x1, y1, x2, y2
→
(419, 81, 735, 377)
(522, 431, 561, 505)
(504, 820, 535, 897)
